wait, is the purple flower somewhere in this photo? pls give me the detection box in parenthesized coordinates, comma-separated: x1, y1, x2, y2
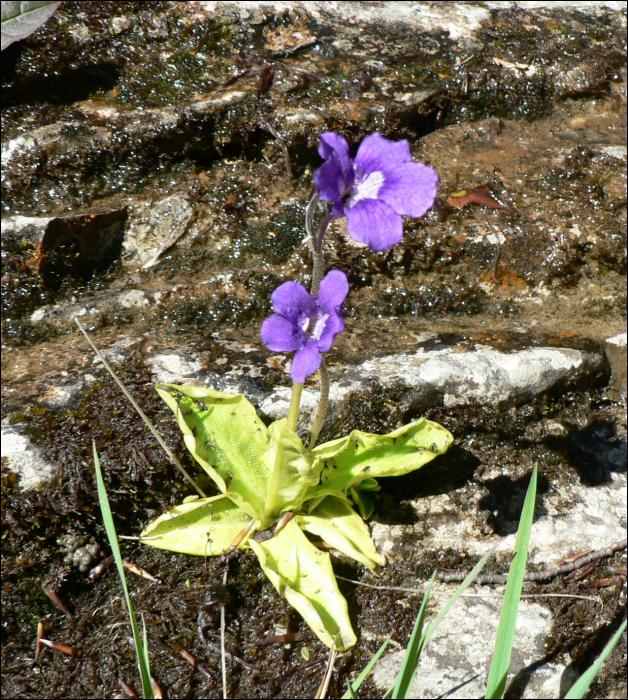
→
(261, 270, 349, 383)
(313, 132, 438, 251)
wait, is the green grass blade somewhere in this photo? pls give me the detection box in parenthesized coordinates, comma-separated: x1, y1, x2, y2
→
(93, 442, 153, 699)
(345, 547, 495, 700)
(341, 634, 392, 698)
(392, 571, 437, 699)
(485, 467, 538, 699)
(420, 546, 495, 651)
(564, 619, 627, 699)
(392, 547, 495, 699)
(141, 615, 152, 687)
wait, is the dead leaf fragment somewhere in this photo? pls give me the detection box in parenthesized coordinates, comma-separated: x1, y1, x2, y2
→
(447, 185, 514, 210)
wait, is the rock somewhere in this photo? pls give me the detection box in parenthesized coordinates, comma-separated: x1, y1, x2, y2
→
(123, 195, 195, 269)
(370, 468, 627, 564)
(36, 382, 83, 409)
(1, 207, 127, 290)
(604, 332, 627, 395)
(258, 334, 608, 426)
(147, 354, 204, 384)
(1, 423, 57, 491)
(117, 289, 150, 308)
(208, 1, 492, 42)
(371, 597, 555, 699)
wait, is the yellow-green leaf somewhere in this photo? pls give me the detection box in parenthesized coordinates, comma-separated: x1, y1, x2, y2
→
(140, 493, 254, 556)
(262, 419, 321, 520)
(298, 496, 386, 571)
(312, 419, 453, 495)
(249, 518, 357, 651)
(156, 384, 271, 518)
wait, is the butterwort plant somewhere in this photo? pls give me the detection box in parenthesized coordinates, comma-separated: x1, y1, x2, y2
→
(140, 133, 451, 651)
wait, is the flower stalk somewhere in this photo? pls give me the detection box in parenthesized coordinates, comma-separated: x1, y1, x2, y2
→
(308, 358, 329, 449)
(287, 381, 303, 432)
(306, 192, 332, 296)
(304, 191, 334, 442)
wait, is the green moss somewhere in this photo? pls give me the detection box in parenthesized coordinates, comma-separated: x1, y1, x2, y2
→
(158, 272, 280, 332)
(366, 280, 488, 318)
(1, 227, 127, 345)
(237, 204, 306, 265)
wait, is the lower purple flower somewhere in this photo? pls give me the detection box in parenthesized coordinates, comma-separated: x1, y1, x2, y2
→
(261, 270, 349, 383)
(313, 132, 439, 252)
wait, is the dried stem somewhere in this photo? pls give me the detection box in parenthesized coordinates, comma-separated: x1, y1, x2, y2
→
(437, 538, 628, 584)
(315, 644, 337, 699)
(221, 566, 228, 699)
(74, 318, 206, 498)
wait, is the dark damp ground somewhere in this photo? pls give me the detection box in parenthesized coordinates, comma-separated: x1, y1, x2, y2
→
(2, 2, 626, 698)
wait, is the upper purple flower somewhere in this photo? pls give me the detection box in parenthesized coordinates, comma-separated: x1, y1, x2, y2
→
(261, 270, 349, 383)
(313, 132, 438, 251)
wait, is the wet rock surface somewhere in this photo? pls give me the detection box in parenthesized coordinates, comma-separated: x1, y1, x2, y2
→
(1, 2, 626, 699)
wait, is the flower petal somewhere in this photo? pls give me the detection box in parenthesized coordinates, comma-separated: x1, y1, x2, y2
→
(331, 201, 346, 218)
(291, 342, 322, 383)
(317, 312, 344, 353)
(314, 160, 347, 204)
(261, 315, 304, 352)
(354, 133, 412, 175)
(377, 161, 439, 218)
(318, 132, 350, 161)
(271, 281, 317, 322)
(317, 270, 349, 311)
(346, 199, 403, 251)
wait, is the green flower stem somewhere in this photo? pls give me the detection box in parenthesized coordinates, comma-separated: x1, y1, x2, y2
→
(288, 382, 304, 432)
(309, 358, 329, 449)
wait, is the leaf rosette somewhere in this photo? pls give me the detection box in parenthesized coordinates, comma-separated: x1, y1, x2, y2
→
(141, 384, 453, 650)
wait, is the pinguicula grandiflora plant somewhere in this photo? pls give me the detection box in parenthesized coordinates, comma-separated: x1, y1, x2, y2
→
(140, 132, 452, 651)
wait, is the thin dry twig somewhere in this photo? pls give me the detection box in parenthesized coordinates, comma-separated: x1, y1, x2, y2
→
(249, 632, 305, 647)
(74, 318, 206, 498)
(437, 539, 627, 584)
(221, 565, 228, 700)
(38, 638, 77, 657)
(118, 679, 139, 699)
(151, 678, 165, 698)
(315, 645, 337, 699)
(35, 621, 45, 661)
(199, 636, 259, 673)
(335, 575, 599, 602)
(42, 584, 74, 619)
(178, 646, 215, 681)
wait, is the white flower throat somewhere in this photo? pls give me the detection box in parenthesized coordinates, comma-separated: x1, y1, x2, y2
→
(346, 170, 384, 208)
(301, 312, 329, 340)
